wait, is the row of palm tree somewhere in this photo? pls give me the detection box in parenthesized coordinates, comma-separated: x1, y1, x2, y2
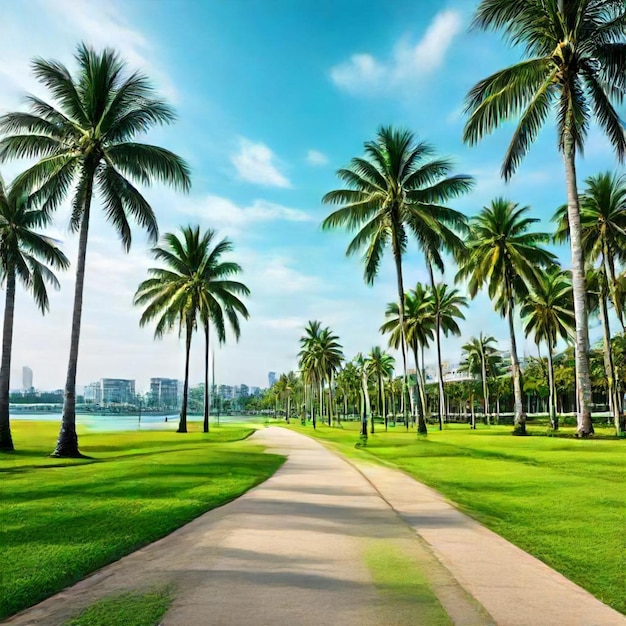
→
(0, 46, 251, 453)
(321, 0, 625, 438)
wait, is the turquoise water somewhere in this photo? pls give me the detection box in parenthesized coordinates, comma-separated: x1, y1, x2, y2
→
(10, 412, 262, 432)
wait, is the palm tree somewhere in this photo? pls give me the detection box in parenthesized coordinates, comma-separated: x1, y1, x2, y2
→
(0, 177, 69, 451)
(457, 199, 555, 434)
(380, 283, 435, 433)
(463, 1, 626, 436)
(431, 283, 468, 429)
(322, 126, 473, 429)
(555, 172, 626, 434)
(366, 347, 395, 432)
(0, 44, 190, 456)
(134, 227, 249, 433)
(521, 267, 575, 430)
(461, 333, 498, 427)
(354, 353, 372, 438)
(299, 321, 323, 427)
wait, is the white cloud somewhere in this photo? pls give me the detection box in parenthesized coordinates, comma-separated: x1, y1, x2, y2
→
(0, 0, 179, 114)
(306, 149, 329, 166)
(231, 138, 291, 188)
(330, 9, 462, 95)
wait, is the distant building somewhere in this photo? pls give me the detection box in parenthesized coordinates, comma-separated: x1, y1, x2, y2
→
(149, 378, 179, 409)
(84, 382, 102, 404)
(218, 385, 234, 400)
(268, 371, 277, 387)
(238, 384, 249, 398)
(250, 386, 261, 396)
(22, 366, 33, 391)
(101, 378, 135, 405)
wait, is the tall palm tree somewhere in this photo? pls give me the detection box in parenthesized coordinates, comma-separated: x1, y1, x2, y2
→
(134, 227, 249, 433)
(457, 199, 555, 434)
(521, 267, 575, 430)
(380, 283, 435, 433)
(366, 346, 395, 432)
(431, 283, 468, 429)
(461, 333, 498, 427)
(354, 353, 372, 439)
(463, 0, 626, 436)
(554, 172, 626, 434)
(0, 177, 69, 451)
(322, 126, 473, 429)
(299, 320, 323, 427)
(0, 44, 191, 456)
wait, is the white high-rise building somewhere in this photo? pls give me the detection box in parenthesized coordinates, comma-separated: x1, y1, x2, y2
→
(22, 366, 33, 391)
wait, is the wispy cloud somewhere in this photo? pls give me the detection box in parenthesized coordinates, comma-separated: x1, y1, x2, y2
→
(330, 9, 462, 95)
(306, 149, 329, 166)
(178, 195, 311, 230)
(0, 0, 179, 113)
(231, 138, 291, 188)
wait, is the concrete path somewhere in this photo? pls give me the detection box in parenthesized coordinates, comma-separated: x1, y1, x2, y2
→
(3, 427, 624, 626)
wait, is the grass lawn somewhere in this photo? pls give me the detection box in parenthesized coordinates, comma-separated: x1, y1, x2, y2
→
(0, 421, 284, 620)
(286, 420, 626, 615)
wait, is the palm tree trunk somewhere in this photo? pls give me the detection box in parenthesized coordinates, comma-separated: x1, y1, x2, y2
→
(507, 294, 526, 434)
(562, 138, 593, 436)
(412, 344, 427, 433)
(599, 289, 621, 435)
(327, 374, 333, 427)
(178, 321, 192, 433)
(427, 263, 445, 430)
(391, 239, 411, 431)
(547, 344, 557, 430)
(203, 321, 210, 433)
(54, 171, 95, 457)
(0, 269, 16, 451)
(360, 370, 369, 438)
(481, 356, 489, 426)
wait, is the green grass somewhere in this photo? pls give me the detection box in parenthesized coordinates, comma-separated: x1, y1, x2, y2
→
(0, 421, 284, 620)
(364, 540, 451, 625)
(287, 421, 626, 615)
(64, 589, 171, 626)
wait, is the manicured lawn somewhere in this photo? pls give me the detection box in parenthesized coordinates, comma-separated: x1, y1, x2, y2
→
(0, 421, 284, 620)
(287, 421, 626, 615)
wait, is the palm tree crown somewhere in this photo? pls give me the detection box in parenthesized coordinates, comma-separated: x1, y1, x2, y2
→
(464, 1, 626, 180)
(0, 44, 191, 243)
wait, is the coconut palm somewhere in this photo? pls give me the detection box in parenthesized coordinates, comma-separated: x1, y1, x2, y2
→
(431, 283, 468, 429)
(354, 353, 372, 438)
(380, 284, 435, 433)
(0, 44, 190, 456)
(382, 284, 435, 429)
(0, 177, 69, 451)
(336, 361, 360, 422)
(461, 333, 498, 428)
(366, 347, 395, 432)
(322, 126, 473, 428)
(457, 199, 556, 434)
(463, 0, 626, 436)
(134, 227, 249, 433)
(298, 322, 343, 426)
(520, 267, 575, 430)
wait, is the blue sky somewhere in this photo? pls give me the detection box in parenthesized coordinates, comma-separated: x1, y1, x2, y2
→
(0, 0, 623, 391)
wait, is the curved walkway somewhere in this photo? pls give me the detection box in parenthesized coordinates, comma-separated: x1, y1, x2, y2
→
(4, 427, 624, 626)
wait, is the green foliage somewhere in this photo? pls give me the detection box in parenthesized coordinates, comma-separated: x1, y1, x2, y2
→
(64, 589, 171, 626)
(0, 422, 283, 619)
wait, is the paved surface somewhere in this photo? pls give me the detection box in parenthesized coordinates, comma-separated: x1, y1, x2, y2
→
(4, 427, 624, 626)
